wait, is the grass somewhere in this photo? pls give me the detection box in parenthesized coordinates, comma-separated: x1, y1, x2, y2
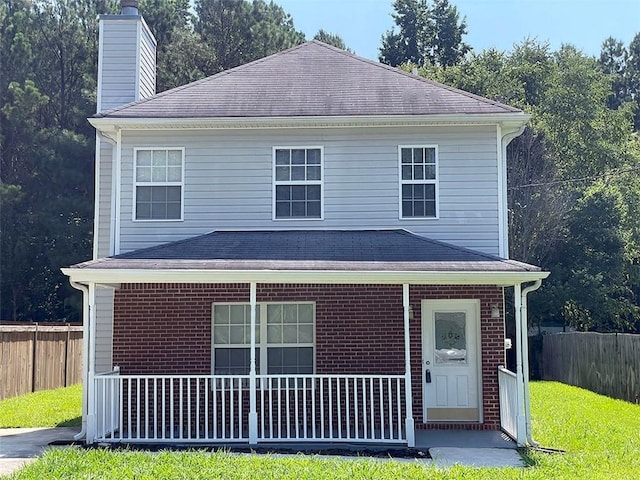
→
(3, 381, 640, 479)
(0, 384, 82, 428)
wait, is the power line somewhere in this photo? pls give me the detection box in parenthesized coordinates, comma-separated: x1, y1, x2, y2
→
(508, 166, 640, 190)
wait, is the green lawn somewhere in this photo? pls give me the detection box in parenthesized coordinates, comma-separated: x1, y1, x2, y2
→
(3, 381, 640, 479)
(0, 384, 82, 428)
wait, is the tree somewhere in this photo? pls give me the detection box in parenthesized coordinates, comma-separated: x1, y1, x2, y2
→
(139, 0, 197, 91)
(0, 1, 96, 321)
(430, 0, 469, 67)
(194, 0, 304, 73)
(379, 0, 468, 67)
(599, 37, 629, 110)
(540, 186, 640, 331)
(420, 39, 640, 331)
(313, 29, 352, 52)
(598, 33, 640, 130)
(627, 33, 640, 130)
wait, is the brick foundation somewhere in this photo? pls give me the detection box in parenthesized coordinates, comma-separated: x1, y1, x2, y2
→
(113, 283, 505, 429)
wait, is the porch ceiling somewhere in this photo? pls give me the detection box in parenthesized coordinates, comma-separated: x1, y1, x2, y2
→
(63, 230, 548, 286)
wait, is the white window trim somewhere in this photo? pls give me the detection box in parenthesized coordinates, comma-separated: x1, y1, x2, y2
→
(272, 146, 324, 221)
(211, 302, 316, 375)
(132, 147, 185, 222)
(398, 144, 439, 220)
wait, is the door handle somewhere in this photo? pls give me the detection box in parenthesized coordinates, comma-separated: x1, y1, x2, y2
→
(425, 369, 432, 383)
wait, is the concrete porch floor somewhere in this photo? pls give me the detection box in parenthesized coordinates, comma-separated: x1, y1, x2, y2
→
(415, 429, 517, 449)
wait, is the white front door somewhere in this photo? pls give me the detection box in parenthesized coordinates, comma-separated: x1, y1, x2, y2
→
(422, 299, 481, 422)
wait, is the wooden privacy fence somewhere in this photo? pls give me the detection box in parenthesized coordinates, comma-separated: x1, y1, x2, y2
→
(0, 323, 83, 401)
(542, 332, 640, 403)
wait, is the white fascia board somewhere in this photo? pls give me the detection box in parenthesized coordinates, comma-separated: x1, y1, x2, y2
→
(88, 113, 531, 135)
(62, 267, 549, 287)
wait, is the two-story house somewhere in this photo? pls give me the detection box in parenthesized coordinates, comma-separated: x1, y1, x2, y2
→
(63, 1, 548, 448)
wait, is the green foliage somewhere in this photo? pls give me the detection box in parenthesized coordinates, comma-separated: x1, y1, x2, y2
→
(598, 33, 640, 130)
(379, 0, 469, 67)
(0, 1, 96, 321)
(0, 384, 82, 427)
(313, 29, 352, 52)
(194, 0, 305, 74)
(420, 38, 640, 332)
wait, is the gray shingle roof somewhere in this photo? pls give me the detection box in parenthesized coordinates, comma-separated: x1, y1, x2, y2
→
(96, 41, 522, 119)
(71, 230, 540, 272)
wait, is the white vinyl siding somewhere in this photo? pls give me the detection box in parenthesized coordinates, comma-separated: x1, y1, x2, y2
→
(94, 287, 114, 373)
(97, 16, 155, 112)
(138, 23, 156, 99)
(116, 125, 501, 255)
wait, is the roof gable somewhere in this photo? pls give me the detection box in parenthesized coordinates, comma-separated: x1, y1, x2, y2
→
(96, 41, 521, 119)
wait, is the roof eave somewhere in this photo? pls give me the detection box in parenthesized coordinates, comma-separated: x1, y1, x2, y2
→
(62, 267, 549, 287)
(88, 112, 531, 136)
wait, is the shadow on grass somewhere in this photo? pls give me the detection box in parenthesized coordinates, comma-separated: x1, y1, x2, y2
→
(57, 416, 82, 427)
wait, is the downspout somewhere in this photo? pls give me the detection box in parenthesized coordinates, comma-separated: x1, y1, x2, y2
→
(86, 283, 97, 443)
(521, 279, 543, 447)
(513, 283, 526, 446)
(69, 281, 89, 441)
(499, 124, 527, 258)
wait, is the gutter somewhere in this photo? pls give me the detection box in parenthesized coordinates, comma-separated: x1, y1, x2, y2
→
(521, 279, 543, 447)
(69, 281, 89, 441)
(88, 112, 531, 135)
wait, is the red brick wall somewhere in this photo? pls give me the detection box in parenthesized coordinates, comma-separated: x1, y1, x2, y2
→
(113, 283, 504, 428)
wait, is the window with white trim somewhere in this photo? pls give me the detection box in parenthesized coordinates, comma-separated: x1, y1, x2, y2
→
(134, 148, 184, 220)
(273, 147, 322, 219)
(399, 146, 438, 218)
(212, 303, 314, 375)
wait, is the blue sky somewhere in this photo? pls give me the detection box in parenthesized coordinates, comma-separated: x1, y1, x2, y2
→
(277, 0, 639, 60)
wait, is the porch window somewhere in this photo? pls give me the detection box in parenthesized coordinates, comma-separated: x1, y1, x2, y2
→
(134, 148, 184, 220)
(212, 302, 314, 375)
(273, 147, 323, 219)
(399, 145, 438, 219)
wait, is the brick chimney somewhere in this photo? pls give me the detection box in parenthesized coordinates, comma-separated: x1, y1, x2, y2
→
(96, 0, 157, 112)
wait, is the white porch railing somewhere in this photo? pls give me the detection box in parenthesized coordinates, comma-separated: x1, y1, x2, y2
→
(498, 366, 518, 440)
(257, 374, 406, 443)
(93, 373, 406, 444)
(94, 374, 250, 443)
(95, 368, 121, 440)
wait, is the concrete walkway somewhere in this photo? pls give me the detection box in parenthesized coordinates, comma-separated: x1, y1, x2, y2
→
(0, 427, 524, 476)
(0, 427, 80, 477)
(415, 429, 524, 468)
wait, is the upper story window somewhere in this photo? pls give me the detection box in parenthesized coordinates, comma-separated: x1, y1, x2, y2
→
(273, 147, 323, 220)
(399, 145, 438, 219)
(134, 148, 184, 221)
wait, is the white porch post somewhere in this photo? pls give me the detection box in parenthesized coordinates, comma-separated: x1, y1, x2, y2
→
(402, 284, 415, 447)
(86, 282, 97, 444)
(513, 283, 526, 447)
(248, 282, 258, 444)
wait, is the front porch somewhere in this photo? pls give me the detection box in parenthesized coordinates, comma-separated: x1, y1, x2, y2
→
(64, 230, 546, 448)
(93, 368, 520, 446)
